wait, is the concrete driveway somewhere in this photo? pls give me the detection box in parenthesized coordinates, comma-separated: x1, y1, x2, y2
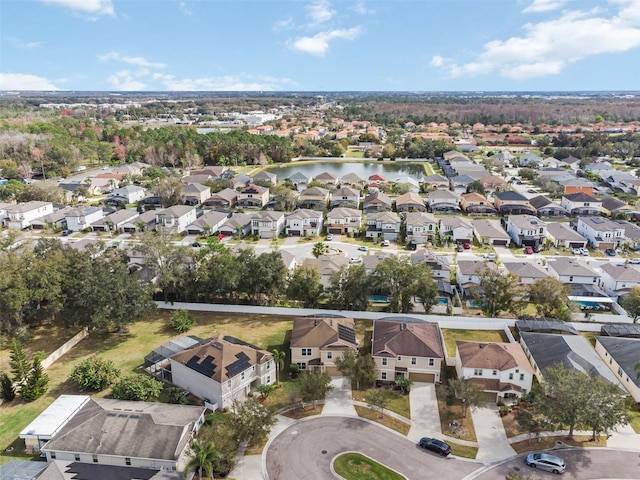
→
(265, 416, 480, 480)
(407, 382, 442, 442)
(471, 404, 516, 462)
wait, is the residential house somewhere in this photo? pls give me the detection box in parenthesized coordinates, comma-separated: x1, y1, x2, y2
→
(182, 183, 211, 206)
(601, 196, 636, 218)
(170, 334, 274, 411)
(576, 217, 625, 249)
(368, 173, 388, 186)
(505, 215, 547, 248)
(546, 222, 588, 249)
(287, 171, 310, 187)
(561, 193, 604, 216)
(449, 174, 476, 194)
(36, 395, 205, 472)
(617, 220, 640, 247)
(405, 212, 438, 244)
(411, 250, 451, 280)
(65, 206, 104, 232)
(363, 191, 392, 213)
(5, 201, 54, 229)
(428, 190, 461, 214)
(203, 188, 237, 209)
(325, 207, 362, 235)
(330, 186, 360, 209)
(372, 320, 444, 383)
(562, 177, 595, 196)
(191, 166, 226, 178)
(422, 174, 450, 190)
(546, 257, 600, 285)
(154, 206, 196, 234)
(0, 202, 14, 227)
(395, 192, 426, 212)
(493, 191, 535, 215)
(456, 260, 499, 296)
(314, 171, 339, 186)
(502, 261, 550, 284)
(460, 192, 496, 214)
(559, 155, 582, 171)
(30, 207, 70, 231)
(91, 209, 139, 232)
(303, 255, 349, 287)
(237, 184, 269, 208)
(595, 336, 640, 402)
(107, 185, 147, 205)
(290, 317, 358, 374)
(340, 172, 366, 187)
(365, 212, 402, 241)
(520, 332, 625, 389)
(181, 174, 213, 185)
(599, 263, 640, 298)
(297, 186, 329, 210)
(285, 209, 323, 237)
(232, 173, 253, 188)
(455, 341, 533, 403)
(439, 217, 474, 244)
(251, 211, 285, 238)
(218, 212, 253, 237)
(120, 209, 156, 233)
(185, 211, 229, 236)
(529, 195, 568, 217)
(519, 153, 543, 168)
(472, 218, 511, 246)
(479, 175, 507, 191)
(253, 170, 277, 185)
(393, 175, 421, 193)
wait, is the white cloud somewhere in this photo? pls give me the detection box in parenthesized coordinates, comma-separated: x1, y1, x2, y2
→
(290, 27, 362, 56)
(523, 0, 567, 13)
(273, 16, 294, 32)
(179, 1, 192, 16)
(106, 70, 146, 90)
(98, 52, 165, 69)
(432, 0, 640, 80)
(307, 0, 335, 26)
(0, 73, 59, 90)
(39, 0, 114, 16)
(6, 37, 44, 49)
(353, 0, 375, 15)
(152, 73, 291, 91)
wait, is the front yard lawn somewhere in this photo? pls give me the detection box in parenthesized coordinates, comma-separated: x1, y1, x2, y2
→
(333, 452, 404, 480)
(354, 406, 411, 435)
(352, 388, 410, 419)
(440, 329, 508, 357)
(510, 435, 606, 454)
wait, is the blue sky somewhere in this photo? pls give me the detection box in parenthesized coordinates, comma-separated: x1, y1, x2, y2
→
(1, 0, 640, 91)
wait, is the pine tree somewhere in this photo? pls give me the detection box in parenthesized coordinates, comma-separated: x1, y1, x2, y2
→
(21, 355, 49, 402)
(0, 371, 16, 401)
(9, 339, 30, 388)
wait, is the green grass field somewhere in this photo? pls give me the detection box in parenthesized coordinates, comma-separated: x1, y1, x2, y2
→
(440, 329, 508, 357)
(333, 452, 405, 480)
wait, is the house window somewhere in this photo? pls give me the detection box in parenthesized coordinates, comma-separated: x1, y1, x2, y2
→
(241, 372, 245, 380)
(327, 352, 333, 359)
(509, 373, 514, 380)
(227, 380, 231, 387)
(92, 455, 98, 463)
(382, 358, 388, 366)
(397, 356, 402, 361)
(519, 374, 525, 381)
(569, 276, 574, 282)
(297, 363, 306, 370)
(411, 357, 417, 365)
(593, 277, 597, 283)
(50, 452, 56, 459)
(492, 370, 498, 376)
(125, 458, 131, 466)
(381, 372, 387, 380)
(429, 359, 434, 366)
(473, 369, 483, 376)
(267, 375, 271, 384)
(75, 454, 80, 462)
(302, 348, 311, 356)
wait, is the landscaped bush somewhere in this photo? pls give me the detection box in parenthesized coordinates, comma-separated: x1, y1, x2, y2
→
(166, 386, 188, 405)
(168, 309, 196, 333)
(112, 374, 163, 401)
(69, 356, 121, 391)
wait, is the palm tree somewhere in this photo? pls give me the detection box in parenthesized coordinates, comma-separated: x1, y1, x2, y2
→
(272, 349, 286, 385)
(183, 440, 220, 480)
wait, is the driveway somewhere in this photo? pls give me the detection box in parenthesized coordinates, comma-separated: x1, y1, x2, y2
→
(407, 382, 442, 442)
(265, 416, 480, 480)
(322, 376, 357, 416)
(471, 404, 515, 462)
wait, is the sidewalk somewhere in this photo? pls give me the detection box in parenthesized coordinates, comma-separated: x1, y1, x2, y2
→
(471, 404, 516, 462)
(322, 376, 357, 416)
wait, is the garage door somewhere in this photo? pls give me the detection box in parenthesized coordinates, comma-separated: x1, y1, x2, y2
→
(329, 228, 342, 234)
(569, 242, 583, 248)
(483, 391, 497, 403)
(408, 372, 435, 383)
(493, 240, 508, 246)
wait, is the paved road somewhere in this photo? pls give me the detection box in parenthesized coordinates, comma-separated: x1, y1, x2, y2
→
(471, 449, 640, 479)
(265, 416, 480, 480)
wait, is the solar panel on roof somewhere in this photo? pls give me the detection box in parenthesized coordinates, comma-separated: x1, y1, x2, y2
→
(226, 352, 251, 378)
(337, 324, 356, 344)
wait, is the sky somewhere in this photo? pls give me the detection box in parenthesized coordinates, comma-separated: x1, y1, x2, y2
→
(1, 0, 640, 92)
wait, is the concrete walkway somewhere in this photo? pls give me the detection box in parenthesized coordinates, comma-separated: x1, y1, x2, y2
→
(471, 404, 516, 462)
(407, 382, 442, 442)
(322, 376, 358, 416)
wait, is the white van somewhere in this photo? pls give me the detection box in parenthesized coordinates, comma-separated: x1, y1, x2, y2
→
(76, 165, 87, 172)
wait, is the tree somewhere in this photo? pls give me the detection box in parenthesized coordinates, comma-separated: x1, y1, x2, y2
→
(256, 383, 275, 400)
(582, 378, 629, 440)
(0, 371, 16, 401)
(286, 266, 324, 308)
(312, 242, 327, 258)
(154, 176, 183, 207)
(169, 309, 196, 333)
(20, 354, 49, 402)
(271, 349, 286, 385)
(9, 339, 30, 388)
(232, 397, 276, 447)
(394, 376, 413, 394)
(514, 396, 552, 444)
(443, 378, 486, 418)
(111, 374, 163, 401)
(183, 440, 221, 480)
(622, 286, 640, 323)
(334, 351, 377, 391)
(365, 388, 396, 418)
(298, 369, 333, 408)
(327, 264, 371, 311)
(69, 356, 120, 391)
(470, 267, 525, 318)
(529, 278, 575, 321)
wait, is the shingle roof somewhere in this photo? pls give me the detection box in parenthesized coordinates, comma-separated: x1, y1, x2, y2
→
(502, 261, 550, 279)
(563, 192, 599, 203)
(596, 336, 640, 388)
(547, 257, 597, 277)
(546, 222, 586, 242)
(372, 320, 444, 358)
(290, 317, 357, 350)
(494, 191, 528, 201)
(600, 263, 640, 282)
(457, 341, 532, 372)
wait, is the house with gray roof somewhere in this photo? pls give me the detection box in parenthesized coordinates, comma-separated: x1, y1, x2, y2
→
(546, 257, 599, 285)
(546, 222, 588, 249)
(251, 211, 285, 238)
(155, 205, 196, 233)
(595, 336, 640, 401)
(325, 207, 362, 235)
(422, 174, 450, 190)
(519, 153, 543, 168)
(185, 210, 229, 236)
(472, 218, 510, 246)
(427, 189, 460, 214)
(182, 183, 211, 206)
(107, 185, 147, 205)
(493, 191, 535, 215)
(502, 261, 550, 284)
(395, 192, 426, 212)
(405, 212, 437, 243)
(439, 217, 473, 244)
(599, 263, 640, 297)
(529, 195, 568, 217)
(91, 209, 139, 232)
(505, 215, 547, 247)
(285, 209, 323, 237)
(31, 207, 71, 230)
(253, 170, 277, 185)
(218, 212, 253, 237)
(366, 211, 402, 241)
(519, 332, 625, 390)
(330, 186, 360, 209)
(65, 206, 104, 232)
(363, 191, 392, 213)
(120, 209, 156, 233)
(576, 217, 625, 249)
(561, 193, 604, 216)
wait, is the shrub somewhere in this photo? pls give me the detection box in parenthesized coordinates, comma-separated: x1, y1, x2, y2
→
(167, 386, 188, 405)
(112, 374, 163, 401)
(289, 363, 300, 378)
(69, 356, 121, 391)
(169, 310, 196, 333)
(0, 371, 15, 401)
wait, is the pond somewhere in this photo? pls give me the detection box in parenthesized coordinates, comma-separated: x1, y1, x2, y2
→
(262, 160, 430, 182)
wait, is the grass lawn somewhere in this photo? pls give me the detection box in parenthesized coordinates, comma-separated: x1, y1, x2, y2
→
(510, 435, 606, 454)
(440, 329, 508, 357)
(354, 406, 411, 435)
(352, 388, 410, 419)
(280, 405, 322, 419)
(629, 407, 640, 434)
(448, 442, 478, 459)
(0, 312, 292, 465)
(333, 452, 405, 480)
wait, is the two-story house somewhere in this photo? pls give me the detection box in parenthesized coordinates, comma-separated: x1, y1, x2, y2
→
(155, 205, 197, 233)
(5, 201, 54, 229)
(366, 211, 402, 241)
(314, 171, 339, 186)
(297, 186, 329, 210)
(456, 260, 499, 297)
(251, 211, 285, 238)
(576, 217, 625, 249)
(561, 193, 604, 216)
(340, 172, 366, 187)
(290, 317, 358, 374)
(505, 215, 547, 248)
(285, 209, 323, 237)
(546, 257, 600, 285)
(363, 191, 392, 213)
(326, 207, 362, 235)
(455, 341, 533, 404)
(439, 217, 474, 244)
(65, 206, 104, 232)
(170, 334, 274, 411)
(330, 186, 360, 209)
(182, 183, 211, 206)
(405, 212, 437, 244)
(427, 190, 461, 214)
(203, 188, 238, 209)
(237, 184, 269, 208)
(372, 320, 445, 383)
(502, 261, 550, 285)
(395, 192, 426, 212)
(599, 263, 640, 298)
(107, 185, 147, 205)
(493, 191, 535, 215)
(460, 192, 497, 214)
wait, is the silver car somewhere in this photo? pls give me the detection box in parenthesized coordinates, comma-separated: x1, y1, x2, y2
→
(526, 452, 565, 474)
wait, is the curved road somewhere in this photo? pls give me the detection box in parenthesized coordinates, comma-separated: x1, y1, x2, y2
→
(265, 416, 480, 480)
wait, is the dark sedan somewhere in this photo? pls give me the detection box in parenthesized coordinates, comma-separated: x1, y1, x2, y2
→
(418, 437, 451, 456)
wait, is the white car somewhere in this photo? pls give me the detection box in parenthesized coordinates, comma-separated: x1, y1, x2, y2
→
(326, 234, 334, 241)
(580, 247, 589, 256)
(348, 257, 362, 264)
(571, 247, 581, 255)
(382, 240, 390, 247)
(525, 452, 565, 474)
(629, 258, 640, 264)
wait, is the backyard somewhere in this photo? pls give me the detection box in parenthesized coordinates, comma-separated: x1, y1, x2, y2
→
(440, 328, 509, 357)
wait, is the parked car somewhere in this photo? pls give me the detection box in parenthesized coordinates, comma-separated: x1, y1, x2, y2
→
(61, 230, 71, 236)
(524, 246, 534, 254)
(463, 242, 471, 249)
(348, 257, 362, 264)
(533, 245, 541, 253)
(326, 234, 333, 241)
(580, 247, 589, 256)
(483, 253, 496, 261)
(629, 258, 640, 264)
(418, 437, 451, 456)
(525, 452, 565, 474)
(382, 239, 390, 247)
(571, 247, 581, 255)
(605, 248, 617, 257)
(456, 244, 464, 252)
(358, 245, 369, 252)
(192, 242, 202, 248)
